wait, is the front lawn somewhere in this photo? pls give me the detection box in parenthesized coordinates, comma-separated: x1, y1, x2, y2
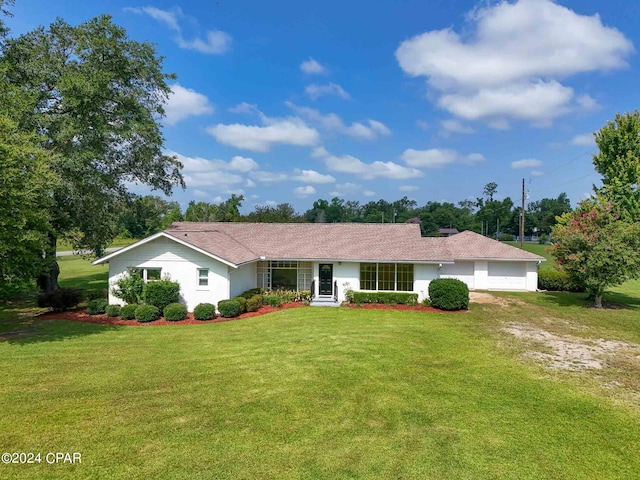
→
(1, 306, 639, 479)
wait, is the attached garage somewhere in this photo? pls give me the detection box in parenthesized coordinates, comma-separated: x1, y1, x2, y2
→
(487, 261, 527, 290)
(441, 261, 475, 289)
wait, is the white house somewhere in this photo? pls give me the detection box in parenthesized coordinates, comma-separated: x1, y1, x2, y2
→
(92, 222, 544, 310)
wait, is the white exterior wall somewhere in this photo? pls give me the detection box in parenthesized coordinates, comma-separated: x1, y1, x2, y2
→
(440, 262, 475, 289)
(440, 259, 537, 292)
(414, 264, 439, 301)
(473, 261, 489, 290)
(487, 261, 527, 290)
(107, 237, 230, 311)
(526, 262, 538, 292)
(230, 263, 257, 298)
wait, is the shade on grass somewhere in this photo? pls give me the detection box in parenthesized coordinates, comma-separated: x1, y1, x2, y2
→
(1, 308, 639, 479)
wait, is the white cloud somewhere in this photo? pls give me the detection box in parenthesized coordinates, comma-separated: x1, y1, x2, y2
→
(511, 159, 543, 169)
(416, 120, 430, 130)
(300, 58, 327, 75)
(286, 102, 391, 140)
(164, 84, 213, 125)
(363, 190, 376, 197)
(395, 0, 633, 124)
(170, 151, 256, 188)
(311, 146, 330, 158)
(294, 185, 317, 197)
(229, 102, 259, 114)
(207, 114, 320, 152)
(250, 171, 289, 183)
(264, 200, 278, 206)
(440, 119, 474, 135)
(570, 133, 595, 146)
(291, 169, 335, 184)
(401, 149, 485, 168)
(125, 6, 232, 54)
(305, 83, 351, 100)
(324, 154, 422, 180)
(329, 182, 363, 197)
(246, 179, 256, 188)
(399, 185, 419, 192)
(229, 156, 259, 172)
(488, 119, 510, 130)
(193, 189, 209, 198)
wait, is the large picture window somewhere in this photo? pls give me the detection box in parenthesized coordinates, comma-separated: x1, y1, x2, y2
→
(359, 263, 413, 291)
(257, 261, 312, 291)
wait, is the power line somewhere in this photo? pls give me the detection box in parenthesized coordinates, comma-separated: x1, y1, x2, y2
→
(544, 148, 595, 175)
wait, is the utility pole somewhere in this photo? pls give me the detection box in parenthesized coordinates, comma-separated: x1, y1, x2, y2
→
(520, 178, 525, 249)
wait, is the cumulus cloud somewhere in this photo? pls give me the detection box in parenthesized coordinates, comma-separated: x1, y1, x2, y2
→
(305, 83, 351, 100)
(440, 119, 474, 135)
(399, 185, 419, 192)
(570, 133, 595, 146)
(125, 6, 232, 54)
(300, 58, 327, 75)
(164, 84, 213, 125)
(511, 159, 543, 169)
(286, 102, 391, 140)
(228, 102, 259, 115)
(401, 149, 485, 168)
(293, 185, 317, 197)
(395, 0, 633, 124)
(207, 111, 320, 152)
(323, 154, 423, 180)
(171, 151, 255, 188)
(291, 169, 336, 184)
(250, 171, 289, 183)
(329, 182, 366, 197)
(416, 120, 430, 130)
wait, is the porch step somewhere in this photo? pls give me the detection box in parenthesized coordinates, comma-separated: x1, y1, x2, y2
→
(310, 297, 341, 307)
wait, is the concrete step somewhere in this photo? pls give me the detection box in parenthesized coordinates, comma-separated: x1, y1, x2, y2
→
(310, 297, 341, 307)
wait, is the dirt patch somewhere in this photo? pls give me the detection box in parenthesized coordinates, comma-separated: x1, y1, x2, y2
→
(37, 302, 307, 326)
(503, 322, 640, 371)
(469, 292, 526, 306)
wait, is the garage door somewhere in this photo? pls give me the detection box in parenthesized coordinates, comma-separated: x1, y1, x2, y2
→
(487, 262, 526, 290)
(440, 262, 474, 289)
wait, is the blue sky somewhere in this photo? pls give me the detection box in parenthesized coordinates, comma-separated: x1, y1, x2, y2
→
(6, 0, 640, 212)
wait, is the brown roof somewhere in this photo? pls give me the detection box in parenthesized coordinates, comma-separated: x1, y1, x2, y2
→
(444, 231, 543, 261)
(159, 222, 543, 265)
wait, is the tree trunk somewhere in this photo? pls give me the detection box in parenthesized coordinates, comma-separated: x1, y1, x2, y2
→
(38, 233, 60, 293)
(594, 293, 603, 309)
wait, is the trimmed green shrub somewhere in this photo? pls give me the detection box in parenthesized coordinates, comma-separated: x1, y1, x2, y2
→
(105, 304, 121, 317)
(269, 289, 311, 303)
(538, 269, 584, 292)
(428, 278, 469, 311)
(37, 288, 84, 312)
(218, 299, 242, 318)
(232, 296, 247, 313)
(352, 291, 419, 305)
(87, 298, 109, 315)
(86, 289, 108, 301)
(163, 303, 187, 321)
(143, 280, 180, 313)
(500, 234, 514, 242)
(111, 268, 145, 304)
(246, 297, 261, 312)
(240, 288, 264, 299)
(263, 294, 282, 308)
(193, 303, 216, 320)
(135, 304, 160, 323)
(421, 297, 431, 307)
(120, 304, 138, 320)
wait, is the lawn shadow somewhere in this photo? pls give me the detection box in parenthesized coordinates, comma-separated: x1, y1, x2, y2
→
(1, 318, 124, 345)
(59, 271, 108, 293)
(541, 291, 640, 310)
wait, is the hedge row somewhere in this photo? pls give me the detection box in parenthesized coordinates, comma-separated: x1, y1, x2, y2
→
(538, 270, 584, 292)
(352, 291, 418, 305)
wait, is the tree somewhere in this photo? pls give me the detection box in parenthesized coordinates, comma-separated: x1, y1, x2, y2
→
(551, 197, 640, 308)
(2, 15, 184, 291)
(593, 111, 640, 221)
(244, 203, 302, 223)
(119, 195, 182, 238)
(217, 194, 244, 222)
(527, 193, 571, 235)
(184, 201, 219, 222)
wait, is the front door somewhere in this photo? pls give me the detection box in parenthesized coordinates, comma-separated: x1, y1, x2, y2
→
(319, 264, 333, 296)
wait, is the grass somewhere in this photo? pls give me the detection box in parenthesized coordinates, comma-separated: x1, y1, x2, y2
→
(1, 257, 640, 478)
(57, 237, 138, 252)
(57, 255, 108, 294)
(506, 241, 555, 270)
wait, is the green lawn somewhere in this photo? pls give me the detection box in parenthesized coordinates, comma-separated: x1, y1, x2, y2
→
(1, 259, 640, 479)
(57, 236, 138, 252)
(506, 241, 555, 270)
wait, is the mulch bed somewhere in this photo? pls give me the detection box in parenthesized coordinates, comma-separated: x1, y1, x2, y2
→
(37, 302, 307, 326)
(37, 301, 464, 326)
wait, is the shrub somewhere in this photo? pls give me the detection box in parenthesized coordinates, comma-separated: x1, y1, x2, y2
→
(163, 303, 187, 321)
(111, 268, 145, 304)
(135, 304, 160, 323)
(218, 299, 242, 318)
(268, 289, 311, 303)
(143, 280, 180, 313)
(538, 269, 584, 292)
(428, 278, 469, 311)
(421, 297, 431, 307)
(87, 298, 109, 315)
(120, 304, 138, 320)
(538, 233, 548, 244)
(240, 288, 264, 299)
(263, 294, 282, 308)
(500, 233, 514, 242)
(105, 304, 121, 317)
(193, 303, 216, 320)
(351, 291, 418, 305)
(232, 296, 247, 313)
(246, 296, 261, 312)
(37, 288, 84, 312)
(86, 289, 108, 301)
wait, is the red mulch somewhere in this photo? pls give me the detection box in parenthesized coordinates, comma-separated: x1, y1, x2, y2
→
(343, 303, 466, 313)
(37, 301, 463, 326)
(37, 302, 307, 326)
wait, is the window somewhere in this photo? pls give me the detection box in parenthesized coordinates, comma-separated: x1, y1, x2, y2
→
(359, 263, 413, 291)
(198, 268, 209, 287)
(256, 261, 312, 291)
(146, 269, 162, 281)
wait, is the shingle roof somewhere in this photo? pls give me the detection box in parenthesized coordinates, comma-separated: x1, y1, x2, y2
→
(444, 231, 544, 261)
(160, 222, 544, 265)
